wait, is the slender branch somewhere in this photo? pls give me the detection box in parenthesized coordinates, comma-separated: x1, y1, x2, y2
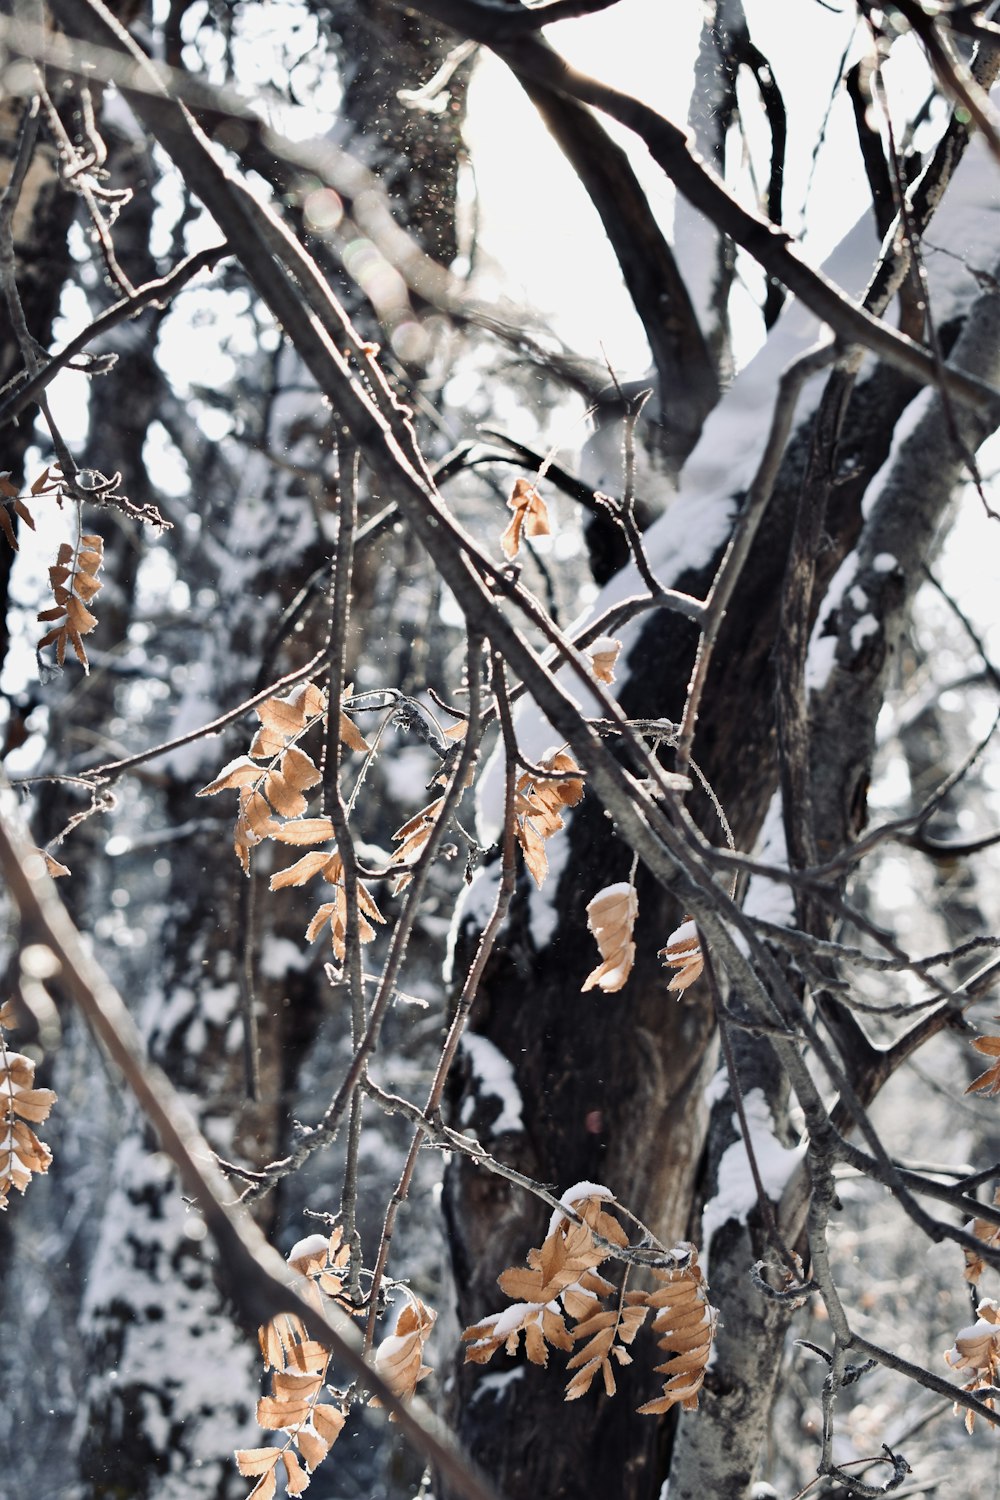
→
(363, 637, 501, 1351)
(0, 243, 229, 430)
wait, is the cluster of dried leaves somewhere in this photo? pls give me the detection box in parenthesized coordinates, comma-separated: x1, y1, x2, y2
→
(945, 1297, 1000, 1434)
(238, 1228, 436, 1497)
(0, 999, 56, 1210)
(461, 1187, 716, 1412)
(513, 749, 584, 888)
(237, 1230, 352, 1498)
(659, 919, 704, 993)
(198, 682, 384, 960)
(1, 467, 112, 671)
(37, 530, 105, 672)
(964, 1188, 1000, 1286)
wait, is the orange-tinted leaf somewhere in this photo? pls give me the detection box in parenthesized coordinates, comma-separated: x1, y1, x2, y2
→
(311, 1403, 347, 1444)
(235, 1447, 282, 1477)
(197, 757, 262, 797)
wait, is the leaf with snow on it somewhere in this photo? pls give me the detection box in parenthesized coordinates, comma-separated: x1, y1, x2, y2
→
(582, 882, 637, 993)
(584, 636, 622, 685)
(659, 917, 704, 994)
(371, 1298, 436, 1411)
(964, 1190, 1000, 1284)
(945, 1300, 1000, 1374)
(196, 757, 263, 797)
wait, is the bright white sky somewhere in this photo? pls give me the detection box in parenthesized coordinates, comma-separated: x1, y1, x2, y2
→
(465, 0, 937, 372)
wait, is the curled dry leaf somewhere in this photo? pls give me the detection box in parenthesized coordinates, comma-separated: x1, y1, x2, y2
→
(965, 1020, 1000, 1098)
(500, 476, 550, 560)
(390, 797, 444, 892)
(964, 1190, 1000, 1284)
(0, 466, 52, 550)
(238, 1229, 352, 1496)
(513, 750, 584, 889)
(584, 635, 622, 685)
(1, 1007, 57, 1210)
(945, 1298, 1000, 1433)
(659, 918, 704, 994)
(582, 882, 638, 994)
(37, 532, 104, 671)
(34, 848, 70, 878)
(371, 1297, 436, 1411)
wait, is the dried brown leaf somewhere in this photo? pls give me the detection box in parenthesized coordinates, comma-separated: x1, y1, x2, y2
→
(37, 532, 104, 672)
(659, 918, 704, 994)
(295, 1427, 329, 1470)
(273, 818, 337, 847)
(371, 1298, 436, 1411)
(581, 882, 637, 994)
(311, 1403, 347, 1445)
(281, 1449, 309, 1496)
(585, 636, 622, 684)
(966, 1022, 1000, 1098)
(500, 476, 551, 560)
(236, 1448, 282, 1478)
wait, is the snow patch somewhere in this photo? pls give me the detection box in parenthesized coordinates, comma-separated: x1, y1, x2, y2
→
(860, 387, 935, 520)
(805, 551, 857, 695)
(469, 1367, 524, 1405)
(850, 613, 880, 654)
(742, 792, 794, 930)
(259, 936, 309, 979)
(701, 1089, 805, 1267)
(459, 1033, 524, 1134)
(703, 1067, 730, 1111)
(445, 866, 500, 983)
